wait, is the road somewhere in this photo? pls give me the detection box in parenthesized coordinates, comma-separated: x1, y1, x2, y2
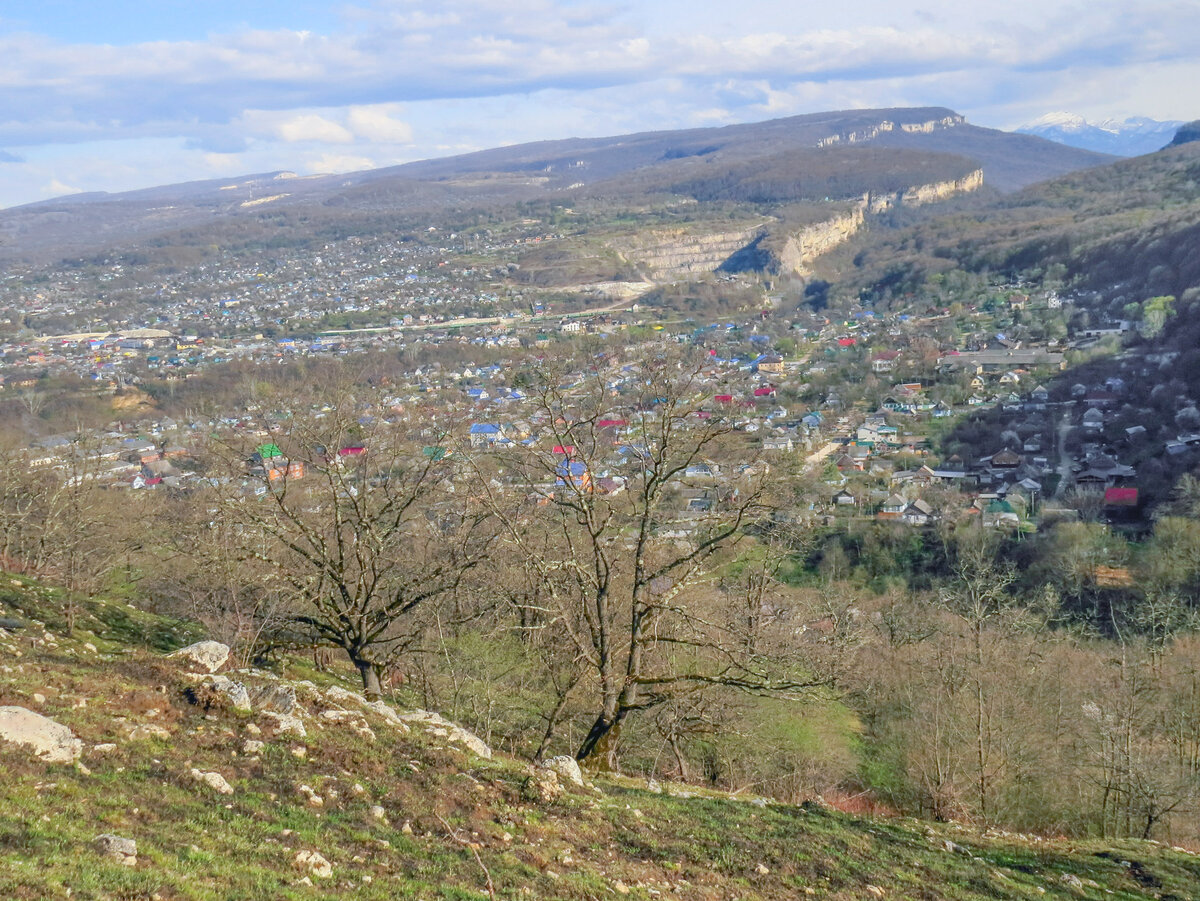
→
(1053, 407, 1073, 499)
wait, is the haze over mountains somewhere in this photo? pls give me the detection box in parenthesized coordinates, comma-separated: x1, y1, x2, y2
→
(0, 107, 1112, 266)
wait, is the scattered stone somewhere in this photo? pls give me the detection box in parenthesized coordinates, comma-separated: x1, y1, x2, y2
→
(260, 711, 306, 738)
(1060, 873, 1084, 889)
(190, 675, 251, 712)
(297, 784, 323, 807)
(291, 746, 307, 759)
(94, 834, 137, 867)
(128, 724, 171, 741)
(91, 743, 118, 755)
(294, 850, 332, 879)
(32, 693, 46, 705)
(243, 723, 262, 736)
(369, 805, 387, 822)
(323, 685, 363, 706)
(363, 700, 411, 731)
(246, 682, 298, 715)
(168, 641, 230, 673)
(190, 768, 234, 795)
(646, 778, 663, 793)
(401, 821, 414, 835)
(522, 765, 563, 803)
(613, 880, 630, 895)
(544, 755, 585, 787)
(0, 706, 83, 763)
(755, 863, 770, 875)
(398, 710, 491, 758)
(318, 709, 376, 740)
(242, 739, 265, 754)
(866, 886, 885, 898)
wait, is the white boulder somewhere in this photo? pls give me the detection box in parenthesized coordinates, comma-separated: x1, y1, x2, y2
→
(294, 849, 333, 879)
(168, 641, 230, 673)
(544, 755, 586, 787)
(0, 706, 82, 764)
(398, 710, 492, 759)
(94, 834, 137, 866)
(190, 768, 234, 795)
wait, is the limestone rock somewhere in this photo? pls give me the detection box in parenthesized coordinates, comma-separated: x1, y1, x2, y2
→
(94, 834, 137, 866)
(544, 755, 585, 787)
(294, 849, 332, 879)
(323, 685, 363, 706)
(190, 768, 234, 795)
(260, 711, 306, 738)
(168, 640, 230, 673)
(398, 710, 491, 758)
(0, 706, 82, 763)
(522, 765, 563, 803)
(363, 700, 410, 732)
(246, 682, 298, 714)
(318, 709, 376, 740)
(191, 675, 250, 712)
(128, 723, 171, 741)
(242, 739, 265, 754)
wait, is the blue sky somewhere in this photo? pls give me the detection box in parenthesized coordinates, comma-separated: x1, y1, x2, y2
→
(0, 0, 1196, 208)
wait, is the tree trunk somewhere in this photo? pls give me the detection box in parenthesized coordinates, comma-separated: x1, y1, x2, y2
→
(576, 711, 623, 769)
(534, 690, 572, 763)
(355, 657, 383, 701)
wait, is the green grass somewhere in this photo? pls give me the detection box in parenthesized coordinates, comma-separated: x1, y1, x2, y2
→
(2, 577, 1199, 900)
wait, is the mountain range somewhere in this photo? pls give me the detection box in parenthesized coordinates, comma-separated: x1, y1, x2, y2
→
(1017, 112, 1183, 157)
(0, 107, 1113, 265)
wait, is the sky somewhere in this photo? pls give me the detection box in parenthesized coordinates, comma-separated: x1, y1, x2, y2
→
(0, 0, 1196, 209)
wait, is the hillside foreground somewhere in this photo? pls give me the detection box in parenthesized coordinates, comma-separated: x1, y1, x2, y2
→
(1, 579, 1197, 901)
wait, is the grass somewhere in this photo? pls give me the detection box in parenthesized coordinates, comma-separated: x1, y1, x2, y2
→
(2, 577, 1199, 900)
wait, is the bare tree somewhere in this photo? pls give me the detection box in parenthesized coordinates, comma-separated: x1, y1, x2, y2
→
(215, 384, 495, 698)
(471, 347, 825, 767)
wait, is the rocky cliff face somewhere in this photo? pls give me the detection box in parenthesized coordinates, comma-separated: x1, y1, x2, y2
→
(775, 207, 867, 276)
(608, 167, 982, 281)
(816, 114, 965, 148)
(612, 224, 767, 280)
(779, 169, 983, 275)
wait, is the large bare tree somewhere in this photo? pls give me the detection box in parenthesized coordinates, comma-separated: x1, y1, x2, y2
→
(471, 347, 823, 766)
(217, 384, 495, 698)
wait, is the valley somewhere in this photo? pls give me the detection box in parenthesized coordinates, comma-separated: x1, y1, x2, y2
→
(3, 105, 1200, 899)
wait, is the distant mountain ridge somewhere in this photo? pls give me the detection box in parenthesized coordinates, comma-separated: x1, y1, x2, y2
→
(1168, 120, 1200, 147)
(0, 106, 1114, 265)
(1017, 112, 1183, 157)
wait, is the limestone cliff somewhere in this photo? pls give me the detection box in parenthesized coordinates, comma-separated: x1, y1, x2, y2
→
(778, 169, 983, 275)
(611, 224, 767, 281)
(816, 113, 965, 148)
(607, 167, 982, 282)
(774, 207, 866, 276)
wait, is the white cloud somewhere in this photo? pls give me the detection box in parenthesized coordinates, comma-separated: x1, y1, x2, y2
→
(0, 0, 1197, 205)
(275, 113, 354, 144)
(346, 104, 414, 144)
(307, 152, 377, 174)
(44, 177, 82, 196)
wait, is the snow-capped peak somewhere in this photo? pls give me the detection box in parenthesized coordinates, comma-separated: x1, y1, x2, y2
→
(1025, 111, 1088, 131)
(1016, 113, 1185, 157)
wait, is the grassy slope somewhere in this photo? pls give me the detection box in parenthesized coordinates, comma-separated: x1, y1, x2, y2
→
(2, 579, 1198, 901)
